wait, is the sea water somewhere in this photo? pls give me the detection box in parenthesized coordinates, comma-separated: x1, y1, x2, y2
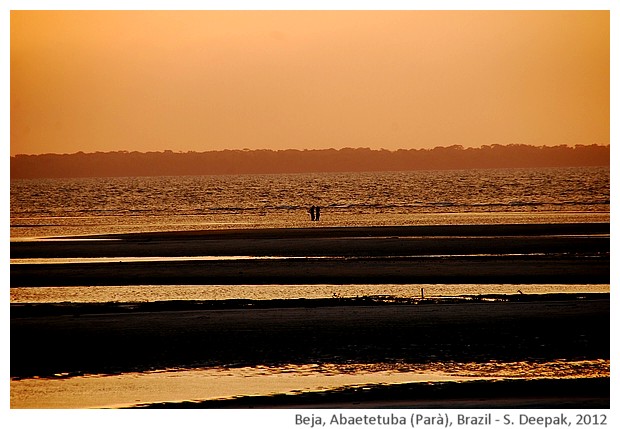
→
(10, 360, 610, 408)
(10, 167, 610, 239)
(9, 283, 610, 304)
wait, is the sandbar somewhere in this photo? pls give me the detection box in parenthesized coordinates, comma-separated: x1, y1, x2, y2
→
(10, 223, 610, 286)
(11, 296, 609, 379)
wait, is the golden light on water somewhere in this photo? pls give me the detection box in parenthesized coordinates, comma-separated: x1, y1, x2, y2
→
(10, 284, 611, 304)
(11, 360, 610, 409)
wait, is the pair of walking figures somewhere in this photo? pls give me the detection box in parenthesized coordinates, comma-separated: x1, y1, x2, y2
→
(309, 205, 321, 221)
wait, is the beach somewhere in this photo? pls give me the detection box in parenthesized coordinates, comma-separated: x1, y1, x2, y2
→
(10, 223, 610, 286)
(11, 296, 609, 378)
(10, 223, 610, 408)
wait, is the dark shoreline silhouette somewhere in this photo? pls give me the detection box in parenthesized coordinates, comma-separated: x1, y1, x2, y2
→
(10, 144, 609, 179)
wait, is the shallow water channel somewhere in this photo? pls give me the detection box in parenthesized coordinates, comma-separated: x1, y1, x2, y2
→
(11, 359, 609, 408)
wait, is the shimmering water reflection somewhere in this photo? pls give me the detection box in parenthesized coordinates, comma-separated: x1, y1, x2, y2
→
(10, 283, 609, 304)
(11, 168, 610, 239)
(10, 360, 609, 409)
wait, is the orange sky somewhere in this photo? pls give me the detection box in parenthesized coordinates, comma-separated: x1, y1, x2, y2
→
(10, 10, 609, 156)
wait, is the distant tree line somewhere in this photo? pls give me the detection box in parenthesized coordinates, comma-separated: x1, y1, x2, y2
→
(10, 144, 610, 179)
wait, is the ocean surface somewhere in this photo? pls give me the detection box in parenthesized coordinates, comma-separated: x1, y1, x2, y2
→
(10, 167, 610, 239)
(10, 167, 610, 408)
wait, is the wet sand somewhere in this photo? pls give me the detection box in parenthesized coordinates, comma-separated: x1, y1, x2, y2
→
(10, 223, 610, 286)
(11, 223, 610, 258)
(11, 296, 609, 379)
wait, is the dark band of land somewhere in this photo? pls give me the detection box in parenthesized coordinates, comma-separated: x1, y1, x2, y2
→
(10, 223, 610, 286)
(11, 295, 610, 379)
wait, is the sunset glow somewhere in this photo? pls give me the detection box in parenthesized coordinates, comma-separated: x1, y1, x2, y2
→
(10, 10, 609, 156)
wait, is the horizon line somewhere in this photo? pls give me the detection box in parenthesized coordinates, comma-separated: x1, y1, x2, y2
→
(10, 143, 610, 157)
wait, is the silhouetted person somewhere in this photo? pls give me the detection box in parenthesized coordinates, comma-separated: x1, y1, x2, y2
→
(309, 205, 315, 221)
(315, 206, 321, 221)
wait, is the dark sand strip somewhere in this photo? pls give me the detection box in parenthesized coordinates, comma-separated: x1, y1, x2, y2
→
(10, 255, 610, 286)
(11, 293, 606, 317)
(79, 223, 613, 240)
(11, 223, 610, 286)
(10, 223, 610, 259)
(10, 235, 610, 259)
(11, 297, 609, 378)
